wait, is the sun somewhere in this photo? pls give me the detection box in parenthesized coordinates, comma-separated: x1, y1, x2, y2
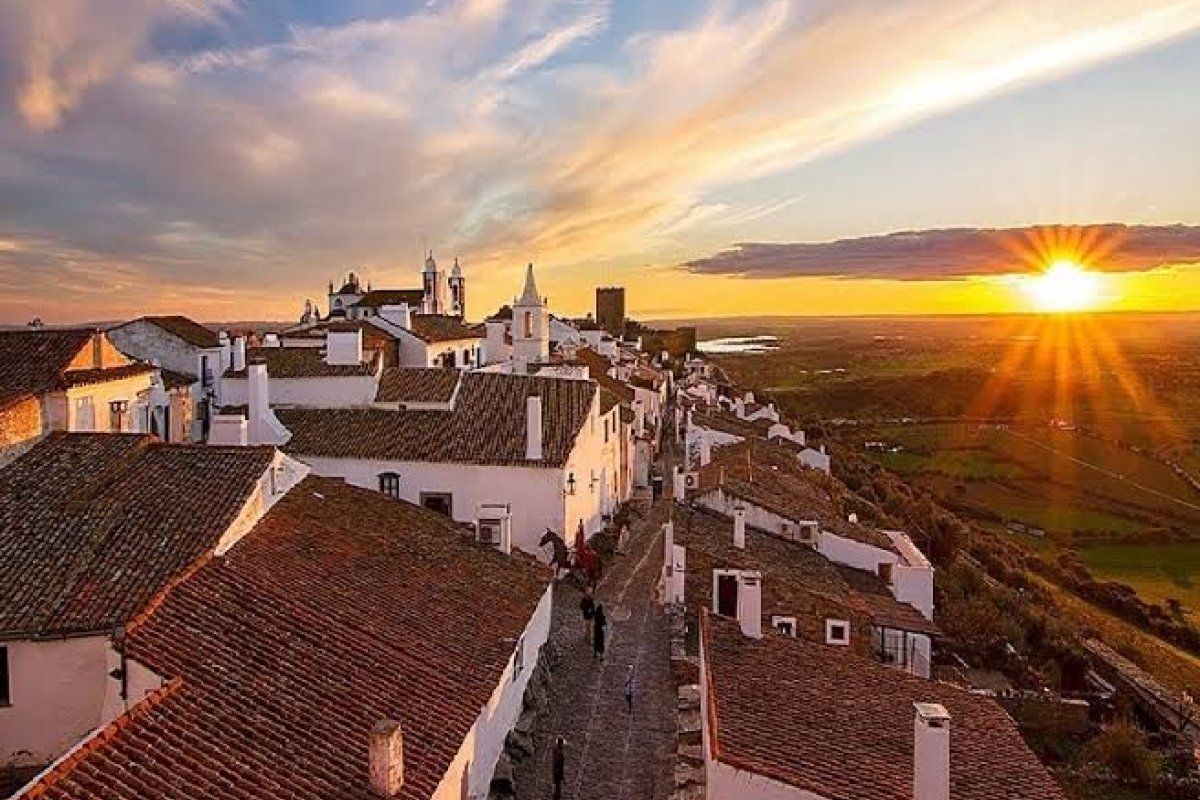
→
(1025, 259, 1102, 312)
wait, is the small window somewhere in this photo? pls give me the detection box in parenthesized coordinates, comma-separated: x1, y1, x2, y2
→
(75, 396, 95, 431)
(0, 645, 9, 706)
(523, 311, 533, 339)
(772, 616, 797, 637)
(109, 400, 128, 432)
(878, 562, 894, 585)
(512, 635, 526, 679)
(825, 619, 850, 646)
(420, 492, 453, 517)
(604, 419, 609, 443)
(378, 472, 401, 499)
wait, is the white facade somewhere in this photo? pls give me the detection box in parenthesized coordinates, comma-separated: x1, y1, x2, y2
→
(221, 373, 379, 408)
(431, 586, 552, 799)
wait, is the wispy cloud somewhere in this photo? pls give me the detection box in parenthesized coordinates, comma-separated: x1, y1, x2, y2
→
(683, 224, 1200, 280)
(1, 0, 1199, 321)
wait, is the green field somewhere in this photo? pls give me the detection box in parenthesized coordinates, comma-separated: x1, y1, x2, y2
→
(1081, 542, 1200, 614)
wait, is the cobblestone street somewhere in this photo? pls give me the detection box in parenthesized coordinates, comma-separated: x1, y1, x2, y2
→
(514, 490, 677, 799)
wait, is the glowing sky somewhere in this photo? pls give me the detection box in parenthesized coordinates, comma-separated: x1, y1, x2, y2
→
(2, 0, 1200, 323)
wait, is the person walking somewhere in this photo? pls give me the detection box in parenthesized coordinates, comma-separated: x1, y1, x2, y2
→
(592, 603, 607, 659)
(579, 586, 595, 644)
(552, 735, 566, 800)
(624, 664, 635, 713)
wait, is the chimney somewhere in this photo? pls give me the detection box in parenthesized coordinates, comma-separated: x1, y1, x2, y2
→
(369, 719, 405, 797)
(232, 336, 247, 372)
(327, 329, 363, 366)
(672, 466, 685, 499)
(525, 395, 543, 460)
(733, 505, 746, 549)
(737, 572, 762, 638)
(262, 333, 281, 348)
(913, 703, 951, 800)
(247, 362, 271, 444)
(699, 435, 712, 467)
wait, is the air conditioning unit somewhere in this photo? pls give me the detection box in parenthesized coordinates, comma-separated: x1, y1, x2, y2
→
(797, 525, 817, 548)
(683, 472, 700, 490)
(477, 520, 503, 548)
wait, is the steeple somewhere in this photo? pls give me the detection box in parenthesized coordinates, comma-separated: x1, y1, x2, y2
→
(517, 262, 542, 306)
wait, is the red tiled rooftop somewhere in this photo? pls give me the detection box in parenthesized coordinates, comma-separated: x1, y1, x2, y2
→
(26, 477, 551, 800)
(375, 367, 461, 404)
(702, 613, 1065, 800)
(0, 433, 275, 637)
(407, 314, 480, 343)
(224, 346, 381, 378)
(132, 316, 221, 349)
(280, 371, 596, 467)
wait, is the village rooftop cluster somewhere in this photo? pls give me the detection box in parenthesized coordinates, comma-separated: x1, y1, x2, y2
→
(0, 255, 1064, 800)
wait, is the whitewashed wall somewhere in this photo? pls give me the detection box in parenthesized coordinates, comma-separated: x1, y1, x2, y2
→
(0, 636, 110, 767)
(56, 374, 155, 432)
(432, 585, 554, 800)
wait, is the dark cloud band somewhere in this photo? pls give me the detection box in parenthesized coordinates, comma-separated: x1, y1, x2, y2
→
(682, 224, 1200, 281)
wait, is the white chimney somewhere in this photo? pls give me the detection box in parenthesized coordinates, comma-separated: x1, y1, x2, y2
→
(232, 336, 247, 372)
(327, 329, 363, 366)
(369, 719, 405, 797)
(247, 362, 271, 444)
(848, 512, 858, 524)
(262, 333, 281, 348)
(733, 505, 746, 549)
(737, 572, 762, 638)
(913, 703, 951, 800)
(525, 395, 543, 460)
(699, 435, 712, 467)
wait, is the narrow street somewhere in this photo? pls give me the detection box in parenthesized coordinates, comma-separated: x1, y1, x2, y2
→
(514, 446, 678, 799)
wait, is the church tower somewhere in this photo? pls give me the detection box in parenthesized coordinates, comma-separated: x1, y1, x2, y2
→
(448, 258, 466, 318)
(512, 262, 549, 373)
(422, 251, 447, 315)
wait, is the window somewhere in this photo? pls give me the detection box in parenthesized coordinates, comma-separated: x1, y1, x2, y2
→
(378, 472, 401, 499)
(463, 348, 471, 365)
(74, 396, 95, 431)
(523, 311, 533, 338)
(0, 645, 9, 706)
(200, 354, 213, 388)
(772, 617, 797, 637)
(109, 400, 128, 432)
(715, 573, 739, 617)
(825, 619, 850, 646)
(604, 418, 609, 443)
(878, 562, 894, 585)
(420, 492, 453, 517)
(512, 635, 526, 679)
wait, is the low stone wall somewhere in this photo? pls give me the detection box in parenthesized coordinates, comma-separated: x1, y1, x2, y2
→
(489, 639, 563, 799)
(669, 607, 706, 800)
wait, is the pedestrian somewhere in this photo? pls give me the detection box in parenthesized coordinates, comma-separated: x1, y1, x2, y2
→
(552, 735, 566, 800)
(592, 603, 607, 659)
(579, 586, 595, 643)
(624, 664, 635, 713)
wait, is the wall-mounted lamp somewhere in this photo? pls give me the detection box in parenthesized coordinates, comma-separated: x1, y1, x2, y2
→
(566, 472, 577, 496)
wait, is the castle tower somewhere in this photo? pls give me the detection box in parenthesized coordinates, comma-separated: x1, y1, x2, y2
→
(422, 251, 447, 315)
(512, 262, 549, 372)
(448, 258, 466, 318)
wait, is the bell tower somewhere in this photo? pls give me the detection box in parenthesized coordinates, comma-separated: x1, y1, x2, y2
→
(448, 258, 466, 318)
(512, 262, 549, 372)
(421, 251, 446, 315)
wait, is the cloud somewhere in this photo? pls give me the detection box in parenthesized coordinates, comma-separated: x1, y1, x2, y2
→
(682, 224, 1200, 281)
(1, 0, 1200, 321)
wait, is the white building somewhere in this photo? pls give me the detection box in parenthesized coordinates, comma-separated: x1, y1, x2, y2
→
(273, 369, 628, 557)
(320, 252, 467, 322)
(698, 611, 1067, 800)
(106, 315, 227, 441)
(7, 452, 553, 800)
(0, 433, 304, 770)
(0, 328, 159, 442)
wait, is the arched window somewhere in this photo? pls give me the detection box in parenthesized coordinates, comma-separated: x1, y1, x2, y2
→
(378, 472, 401, 499)
(523, 311, 533, 338)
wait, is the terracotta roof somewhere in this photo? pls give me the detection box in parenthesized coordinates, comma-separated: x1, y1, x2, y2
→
(0, 328, 92, 396)
(407, 314, 480, 343)
(134, 316, 221, 349)
(350, 288, 425, 308)
(376, 367, 461, 404)
(487, 305, 514, 321)
(697, 438, 898, 553)
(0, 433, 274, 638)
(676, 506, 936, 636)
(224, 347, 380, 379)
(691, 410, 772, 439)
(702, 613, 1065, 800)
(58, 362, 155, 388)
(574, 348, 635, 405)
(26, 477, 551, 800)
(280, 372, 596, 467)
(159, 368, 198, 390)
